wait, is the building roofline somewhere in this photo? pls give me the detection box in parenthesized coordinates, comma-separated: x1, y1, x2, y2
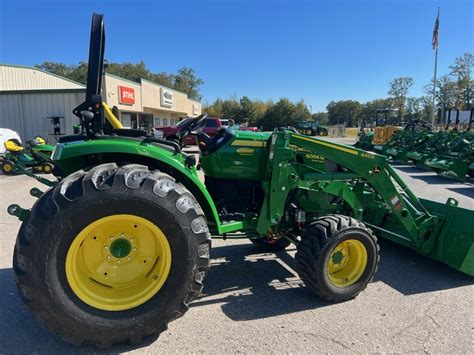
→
(0, 63, 86, 88)
(0, 88, 86, 95)
(139, 77, 183, 95)
(104, 72, 142, 86)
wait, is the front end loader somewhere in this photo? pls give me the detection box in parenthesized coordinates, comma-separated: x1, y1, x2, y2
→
(7, 14, 474, 348)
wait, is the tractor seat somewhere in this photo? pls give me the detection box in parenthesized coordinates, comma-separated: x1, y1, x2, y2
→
(197, 127, 233, 155)
(5, 139, 24, 152)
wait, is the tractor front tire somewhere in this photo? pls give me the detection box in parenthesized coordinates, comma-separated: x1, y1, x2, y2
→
(42, 162, 54, 174)
(13, 163, 211, 348)
(295, 215, 379, 302)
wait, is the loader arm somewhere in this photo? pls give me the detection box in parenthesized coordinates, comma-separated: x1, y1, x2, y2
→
(257, 130, 442, 254)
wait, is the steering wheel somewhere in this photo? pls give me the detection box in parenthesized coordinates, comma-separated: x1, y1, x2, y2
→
(177, 113, 208, 141)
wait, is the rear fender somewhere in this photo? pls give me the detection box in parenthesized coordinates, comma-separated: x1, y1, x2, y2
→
(51, 138, 222, 233)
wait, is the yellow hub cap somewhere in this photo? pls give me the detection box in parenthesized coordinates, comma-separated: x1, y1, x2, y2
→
(327, 239, 367, 288)
(3, 163, 12, 172)
(66, 214, 172, 311)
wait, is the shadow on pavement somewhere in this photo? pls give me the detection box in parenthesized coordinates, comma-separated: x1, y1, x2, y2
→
(411, 174, 467, 185)
(448, 187, 474, 199)
(192, 240, 473, 321)
(392, 165, 433, 174)
(1, 239, 472, 352)
(0, 268, 159, 353)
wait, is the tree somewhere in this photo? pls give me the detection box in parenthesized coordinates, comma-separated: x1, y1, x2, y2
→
(239, 96, 257, 124)
(425, 75, 457, 111)
(388, 77, 413, 122)
(360, 98, 394, 125)
(326, 100, 363, 127)
(311, 112, 329, 125)
(173, 67, 204, 101)
(449, 52, 474, 109)
(258, 98, 303, 130)
(405, 97, 423, 121)
(35, 61, 204, 100)
(294, 99, 312, 122)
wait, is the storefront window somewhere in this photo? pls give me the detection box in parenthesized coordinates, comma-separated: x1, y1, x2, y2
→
(154, 117, 161, 126)
(121, 113, 132, 128)
(139, 113, 154, 132)
(163, 118, 168, 125)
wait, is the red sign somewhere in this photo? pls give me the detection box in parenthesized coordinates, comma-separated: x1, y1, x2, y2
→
(118, 86, 135, 105)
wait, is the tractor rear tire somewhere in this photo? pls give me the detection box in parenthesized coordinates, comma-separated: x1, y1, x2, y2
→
(250, 236, 291, 251)
(295, 214, 379, 302)
(1, 159, 15, 175)
(13, 163, 211, 348)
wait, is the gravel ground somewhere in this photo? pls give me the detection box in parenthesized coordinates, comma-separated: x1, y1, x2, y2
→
(0, 139, 473, 353)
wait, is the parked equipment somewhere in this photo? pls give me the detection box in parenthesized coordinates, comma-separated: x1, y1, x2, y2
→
(294, 121, 329, 136)
(8, 14, 474, 348)
(1, 136, 54, 174)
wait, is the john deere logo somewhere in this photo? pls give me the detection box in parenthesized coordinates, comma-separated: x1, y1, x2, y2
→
(372, 166, 381, 174)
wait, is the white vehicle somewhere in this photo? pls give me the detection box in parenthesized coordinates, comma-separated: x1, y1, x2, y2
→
(0, 129, 22, 155)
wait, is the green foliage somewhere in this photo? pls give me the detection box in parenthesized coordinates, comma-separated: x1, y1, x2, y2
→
(326, 100, 363, 127)
(259, 98, 308, 130)
(35, 61, 204, 100)
(173, 67, 204, 101)
(449, 52, 473, 109)
(311, 112, 329, 125)
(388, 77, 414, 121)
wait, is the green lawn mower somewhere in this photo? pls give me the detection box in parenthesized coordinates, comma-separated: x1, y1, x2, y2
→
(1, 136, 55, 175)
(8, 14, 474, 348)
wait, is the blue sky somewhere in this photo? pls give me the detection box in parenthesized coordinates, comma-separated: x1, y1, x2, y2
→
(0, 0, 472, 111)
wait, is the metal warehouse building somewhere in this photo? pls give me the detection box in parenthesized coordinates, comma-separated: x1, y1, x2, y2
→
(0, 64, 201, 141)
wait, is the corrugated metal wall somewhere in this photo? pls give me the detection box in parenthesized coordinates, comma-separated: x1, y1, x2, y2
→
(0, 92, 84, 141)
(0, 65, 85, 91)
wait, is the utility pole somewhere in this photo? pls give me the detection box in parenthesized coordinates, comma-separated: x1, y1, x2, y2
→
(431, 7, 440, 129)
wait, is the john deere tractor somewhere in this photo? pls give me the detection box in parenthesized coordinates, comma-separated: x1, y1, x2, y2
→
(8, 14, 474, 348)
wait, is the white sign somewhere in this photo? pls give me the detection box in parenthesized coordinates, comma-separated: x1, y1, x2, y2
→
(193, 104, 200, 115)
(160, 88, 173, 108)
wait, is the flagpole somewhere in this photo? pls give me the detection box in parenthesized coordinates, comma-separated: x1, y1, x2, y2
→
(431, 7, 440, 129)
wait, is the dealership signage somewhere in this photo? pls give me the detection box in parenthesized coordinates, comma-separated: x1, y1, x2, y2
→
(160, 88, 173, 108)
(118, 86, 135, 105)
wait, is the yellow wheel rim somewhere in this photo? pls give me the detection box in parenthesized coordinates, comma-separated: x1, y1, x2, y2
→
(43, 164, 52, 173)
(3, 163, 12, 172)
(66, 214, 172, 311)
(327, 239, 367, 288)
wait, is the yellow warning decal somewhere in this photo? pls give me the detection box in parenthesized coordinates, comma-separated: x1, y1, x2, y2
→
(293, 135, 358, 156)
(236, 148, 255, 154)
(231, 140, 267, 148)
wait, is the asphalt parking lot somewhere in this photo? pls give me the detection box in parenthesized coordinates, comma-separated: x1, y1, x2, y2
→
(0, 139, 473, 353)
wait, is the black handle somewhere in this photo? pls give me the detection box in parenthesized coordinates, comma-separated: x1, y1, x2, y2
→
(141, 137, 181, 154)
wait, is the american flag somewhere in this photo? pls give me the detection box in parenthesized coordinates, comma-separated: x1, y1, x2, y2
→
(432, 14, 439, 49)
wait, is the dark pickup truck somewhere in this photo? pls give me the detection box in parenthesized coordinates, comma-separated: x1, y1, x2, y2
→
(154, 117, 223, 145)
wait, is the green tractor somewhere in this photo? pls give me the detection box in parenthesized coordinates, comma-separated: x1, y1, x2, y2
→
(294, 120, 329, 136)
(8, 14, 474, 348)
